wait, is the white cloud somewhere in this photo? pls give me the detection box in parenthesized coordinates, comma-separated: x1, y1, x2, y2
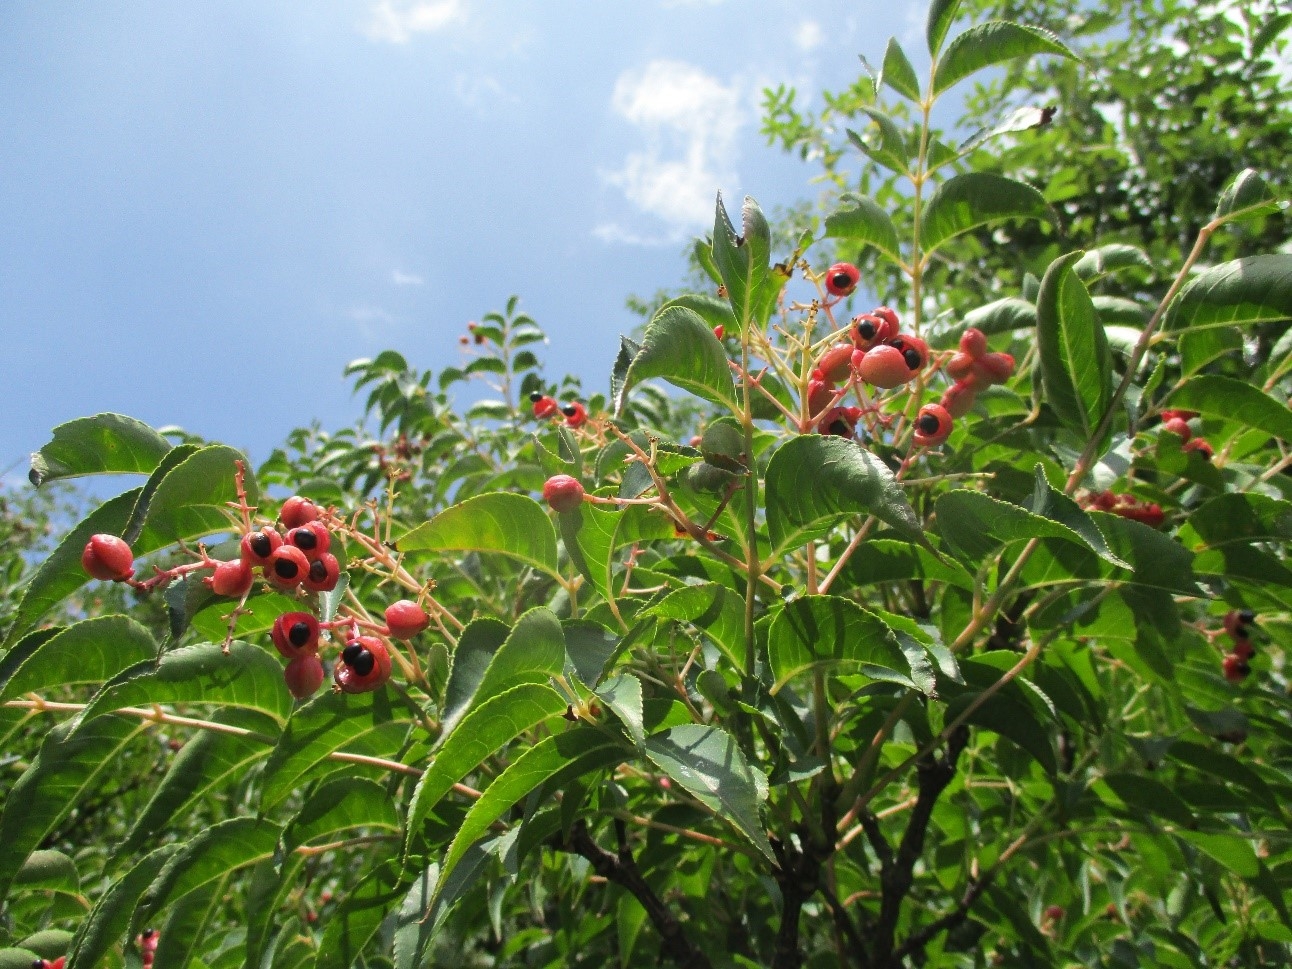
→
(391, 270, 424, 286)
(794, 21, 824, 52)
(603, 60, 744, 234)
(362, 0, 463, 44)
(591, 223, 676, 247)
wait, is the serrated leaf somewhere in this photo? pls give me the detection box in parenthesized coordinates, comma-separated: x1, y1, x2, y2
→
(28, 413, 172, 487)
(824, 195, 901, 263)
(133, 445, 257, 549)
(959, 296, 1036, 336)
(0, 616, 158, 701)
(1037, 250, 1112, 441)
(596, 674, 645, 747)
(1089, 511, 1203, 596)
(1027, 465, 1129, 568)
(615, 304, 737, 414)
(404, 683, 567, 857)
(558, 501, 674, 603)
(711, 193, 779, 330)
(398, 492, 561, 580)
(920, 173, 1053, 256)
(1165, 254, 1292, 331)
(933, 21, 1077, 96)
(643, 584, 746, 668)
(766, 595, 917, 693)
(880, 37, 921, 100)
(1214, 168, 1280, 221)
(315, 860, 407, 969)
(643, 724, 774, 862)
(937, 490, 1121, 565)
(926, 0, 964, 56)
(64, 845, 179, 969)
(1166, 376, 1292, 442)
(765, 436, 923, 550)
(847, 108, 910, 172)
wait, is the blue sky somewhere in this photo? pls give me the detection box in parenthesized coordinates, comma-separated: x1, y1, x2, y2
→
(0, 0, 925, 473)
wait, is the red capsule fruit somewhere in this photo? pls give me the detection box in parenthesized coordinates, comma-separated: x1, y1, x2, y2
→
(851, 312, 898, 349)
(941, 380, 978, 418)
(825, 262, 860, 297)
(817, 406, 862, 438)
(807, 378, 836, 418)
(284, 653, 325, 700)
(959, 328, 988, 358)
(1183, 437, 1213, 460)
(713, 324, 725, 340)
(286, 521, 330, 558)
(1232, 639, 1256, 661)
(240, 526, 283, 566)
(913, 404, 953, 447)
(1161, 417, 1192, 442)
(1222, 608, 1256, 638)
(815, 343, 855, 384)
(973, 352, 1015, 385)
(302, 553, 341, 593)
(266, 545, 311, 588)
(271, 612, 321, 658)
(279, 496, 321, 529)
(946, 350, 976, 381)
(543, 474, 585, 513)
(562, 401, 588, 429)
(334, 636, 392, 693)
(530, 392, 558, 419)
(857, 344, 914, 389)
(1222, 653, 1251, 683)
(81, 534, 135, 581)
(205, 558, 253, 598)
(385, 599, 430, 639)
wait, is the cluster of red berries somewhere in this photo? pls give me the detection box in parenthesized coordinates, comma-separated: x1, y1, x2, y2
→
(31, 958, 65, 969)
(941, 328, 1015, 417)
(530, 393, 588, 429)
(137, 928, 159, 967)
(1159, 409, 1213, 460)
(1081, 490, 1165, 528)
(239, 496, 341, 595)
(1220, 609, 1257, 683)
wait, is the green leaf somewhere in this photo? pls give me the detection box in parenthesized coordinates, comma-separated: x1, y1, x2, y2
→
(1089, 511, 1203, 596)
(1027, 466, 1129, 568)
(1180, 493, 1292, 548)
(847, 109, 910, 172)
(28, 413, 172, 487)
(16, 931, 73, 960)
(932, 21, 1077, 96)
(959, 296, 1036, 336)
(920, 173, 1053, 256)
(404, 683, 568, 857)
(431, 728, 626, 907)
(765, 436, 923, 550)
(398, 492, 561, 580)
(596, 674, 645, 746)
(65, 845, 180, 969)
(1214, 168, 1281, 222)
(1074, 244, 1152, 281)
(824, 195, 902, 263)
(937, 490, 1121, 566)
(0, 951, 42, 969)
(1166, 376, 1292, 442)
(711, 193, 779, 331)
(1165, 255, 1292, 331)
(944, 660, 1056, 773)
(0, 616, 158, 701)
(840, 538, 974, 590)
(559, 500, 674, 602)
(766, 595, 918, 694)
(1098, 773, 1195, 827)
(133, 445, 257, 549)
(643, 724, 774, 862)
(77, 640, 292, 729)
(316, 861, 408, 969)
(652, 293, 737, 338)
(439, 607, 566, 738)
(643, 584, 746, 668)
(13, 851, 79, 894)
(1037, 250, 1113, 441)
(1178, 831, 1259, 878)
(285, 777, 401, 852)
(0, 717, 149, 901)
(880, 37, 921, 100)
(926, 0, 964, 56)
(615, 304, 737, 414)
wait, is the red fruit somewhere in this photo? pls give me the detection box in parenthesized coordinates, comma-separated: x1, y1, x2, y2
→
(334, 636, 392, 693)
(543, 474, 585, 513)
(284, 653, 325, 700)
(302, 553, 341, 593)
(271, 612, 321, 657)
(81, 534, 135, 581)
(1232, 639, 1256, 661)
(240, 526, 283, 566)
(562, 401, 588, 429)
(913, 404, 953, 447)
(385, 599, 430, 639)
(815, 343, 855, 384)
(1183, 437, 1213, 460)
(850, 311, 898, 348)
(857, 344, 914, 389)
(887, 334, 929, 372)
(959, 328, 988, 358)
(1222, 653, 1251, 683)
(529, 392, 558, 419)
(266, 545, 311, 588)
(1044, 905, 1065, 921)
(713, 324, 725, 340)
(286, 521, 331, 559)
(1161, 409, 1198, 422)
(1223, 608, 1256, 637)
(279, 496, 321, 529)
(205, 558, 253, 598)
(807, 378, 836, 418)
(973, 352, 1015, 385)
(817, 406, 862, 438)
(941, 380, 978, 419)
(1161, 417, 1192, 443)
(946, 350, 977, 381)
(825, 262, 860, 296)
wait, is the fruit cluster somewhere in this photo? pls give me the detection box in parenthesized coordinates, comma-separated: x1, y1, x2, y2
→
(1082, 490, 1165, 528)
(1220, 609, 1257, 683)
(1159, 408, 1213, 459)
(530, 393, 588, 429)
(137, 929, 159, 968)
(941, 327, 1015, 417)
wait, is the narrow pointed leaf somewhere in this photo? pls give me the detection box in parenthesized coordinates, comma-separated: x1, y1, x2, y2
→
(824, 195, 901, 263)
(933, 21, 1077, 95)
(643, 583, 746, 668)
(847, 108, 910, 172)
(711, 193, 779, 331)
(615, 304, 737, 413)
(1166, 376, 1292, 442)
(316, 860, 408, 969)
(28, 413, 171, 487)
(1165, 255, 1292, 331)
(920, 173, 1053, 255)
(286, 777, 401, 851)
(0, 616, 157, 701)
(398, 492, 561, 579)
(153, 876, 229, 969)
(1037, 250, 1112, 440)
(926, 0, 964, 56)
(767, 595, 916, 693)
(65, 845, 180, 969)
(880, 37, 921, 100)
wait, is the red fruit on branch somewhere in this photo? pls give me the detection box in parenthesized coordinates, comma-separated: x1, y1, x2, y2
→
(284, 653, 325, 700)
(913, 404, 953, 447)
(81, 534, 135, 581)
(385, 599, 430, 639)
(240, 526, 283, 566)
(1183, 437, 1213, 460)
(561, 401, 588, 429)
(973, 351, 1015, 384)
(941, 380, 977, 418)
(543, 474, 585, 513)
(266, 545, 311, 588)
(271, 612, 321, 658)
(946, 350, 976, 381)
(1222, 608, 1256, 638)
(959, 328, 988, 358)
(857, 344, 914, 389)
(1160, 417, 1192, 442)
(807, 378, 835, 419)
(1221, 653, 1251, 683)
(279, 495, 320, 529)
(825, 262, 860, 296)
(817, 406, 862, 438)
(850, 311, 898, 348)
(713, 324, 725, 340)
(205, 558, 253, 597)
(530, 392, 558, 419)
(887, 334, 929, 372)
(334, 636, 392, 693)
(815, 343, 855, 384)
(286, 521, 331, 558)
(302, 553, 341, 593)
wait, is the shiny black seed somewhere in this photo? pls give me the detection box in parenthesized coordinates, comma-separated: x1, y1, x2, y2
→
(249, 533, 272, 557)
(292, 528, 318, 551)
(828, 420, 852, 437)
(856, 321, 876, 340)
(832, 272, 852, 289)
(561, 404, 578, 417)
(342, 642, 363, 664)
(903, 349, 922, 370)
(309, 559, 328, 581)
(273, 558, 300, 579)
(1239, 609, 1256, 624)
(352, 649, 375, 676)
(917, 414, 940, 434)
(288, 621, 312, 647)
(529, 391, 544, 402)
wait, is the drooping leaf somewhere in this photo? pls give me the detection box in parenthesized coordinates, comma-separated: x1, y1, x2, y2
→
(932, 21, 1077, 96)
(28, 413, 172, 487)
(398, 492, 561, 580)
(880, 37, 921, 100)
(959, 296, 1036, 336)
(1180, 493, 1292, 548)
(766, 595, 917, 693)
(1166, 376, 1292, 442)
(615, 304, 737, 414)
(824, 195, 902, 264)
(1037, 250, 1113, 441)
(919, 173, 1053, 256)
(711, 193, 780, 331)
(643, 724, 774, 862)
(0, 616, 158, 701)
(943, 659, 1057, 773)
(765, 436, 923, 550)
(1165, 254, 1292, 331)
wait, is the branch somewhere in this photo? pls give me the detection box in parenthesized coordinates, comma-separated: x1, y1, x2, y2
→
(560, 819, 712, 969)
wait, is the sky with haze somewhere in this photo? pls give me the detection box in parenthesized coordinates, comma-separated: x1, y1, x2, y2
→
(0, 0, 925, 475)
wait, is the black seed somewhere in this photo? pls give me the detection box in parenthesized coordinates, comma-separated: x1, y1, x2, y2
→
(249, 533, 272, 557)
(274, 558, 299, 579)
(1239, 609, 1256, 624)
(561, 404, 578, 417)
(309, 559, 328, 581)
(352, 649, 375, 676)
(828, 420, 851, 437)
(856, 321, 876, 340)
(529, 391, 544, 402)
(143, 929, 156, 938)
(289, 621, 312, 647)
(832, 272, 852, 289)
(33, 961, 45, 969)
(292, 529, 318, 551)
(342, 642, 363, 664)
(917, 414, 940, 434)
(903, 349, 922, 370)
(1234, 660, 1251, 675)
